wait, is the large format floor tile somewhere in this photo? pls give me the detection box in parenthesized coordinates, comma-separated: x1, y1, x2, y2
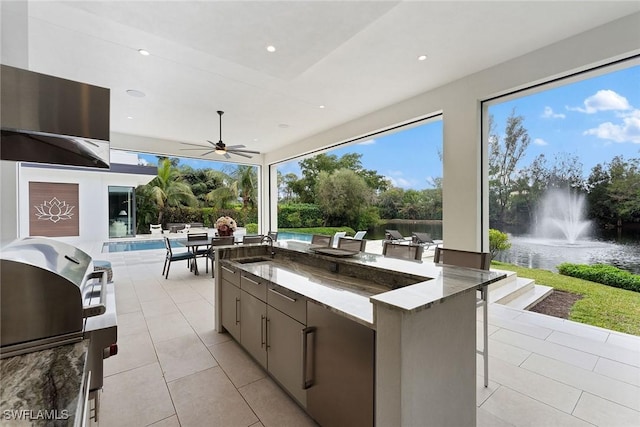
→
(238, 377, 317, 427)
(100, 362, 175, 427)
(155, 333, 218, 382)
(103, 330, 157, 377)
(168, 367, 258, 427)
(207, 339, 267, 388)
(480, 386, 593, 427)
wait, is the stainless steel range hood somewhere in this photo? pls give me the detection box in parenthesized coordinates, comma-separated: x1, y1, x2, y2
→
(1, 64, 110, 168)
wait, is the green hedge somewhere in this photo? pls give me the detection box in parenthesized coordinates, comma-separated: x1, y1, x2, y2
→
(557, 263, 640, 293)
(162, 207, 257, 228)
(278, 203, 323, 228)
(280, 227, 355, 236)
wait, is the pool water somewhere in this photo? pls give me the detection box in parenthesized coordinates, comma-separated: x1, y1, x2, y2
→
(277, 231, 313, 242)
(102, 239, 185, 253)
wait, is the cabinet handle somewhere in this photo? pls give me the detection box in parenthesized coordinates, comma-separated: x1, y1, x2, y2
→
(243, 276, 260, 286)
(302, 326, 316, 389)
(260, 315, 266, 347)
(266, 318, 271, 349)
(269, 287, 296, 303)
(235, 298, 240, 325)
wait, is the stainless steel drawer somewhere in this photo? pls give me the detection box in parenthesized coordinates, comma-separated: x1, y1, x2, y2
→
(241, 272, 266, 302)
(221, 264, 240, 287)
(267, 284, 306, 325)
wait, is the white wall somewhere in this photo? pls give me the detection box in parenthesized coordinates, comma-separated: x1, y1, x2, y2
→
(264, 13, 640, 251)
(17, 165, 153, 252)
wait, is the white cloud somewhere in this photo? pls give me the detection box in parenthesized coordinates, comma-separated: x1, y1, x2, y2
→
(533, 138, 548, 146)
(385, 170, 418, 189)
(541, 106, 565, 119)
(583, 109, 640, 144)
(357, 139, 376, 145)
(567, 89, 631, 114)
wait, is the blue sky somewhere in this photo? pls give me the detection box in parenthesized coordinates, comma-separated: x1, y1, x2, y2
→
(138, 64, 639, 191)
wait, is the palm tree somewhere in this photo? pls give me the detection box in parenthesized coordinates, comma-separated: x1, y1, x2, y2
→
(148, 159, 197, 223)
(234, 165, 258, 210)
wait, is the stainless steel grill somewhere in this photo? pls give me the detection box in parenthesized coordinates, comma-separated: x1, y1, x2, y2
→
(0, 237, 118, 396)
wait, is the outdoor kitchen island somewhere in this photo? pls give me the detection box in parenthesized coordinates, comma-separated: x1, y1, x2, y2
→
(214, 240, 506, 427)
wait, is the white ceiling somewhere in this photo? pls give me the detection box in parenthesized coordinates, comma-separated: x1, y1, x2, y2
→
(11, 1, 640, 161)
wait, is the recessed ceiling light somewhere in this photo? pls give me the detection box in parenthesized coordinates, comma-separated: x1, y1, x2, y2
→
(418, 55, 427, 61)
(266, 45, 276, 53)
(138, 49, 150, 56)
(127, 116, 133, 119)
(319, 105, 325, 109)
(126, 89, 146, 98)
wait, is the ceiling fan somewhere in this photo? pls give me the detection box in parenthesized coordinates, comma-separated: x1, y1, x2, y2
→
(180, 110, 260, 159)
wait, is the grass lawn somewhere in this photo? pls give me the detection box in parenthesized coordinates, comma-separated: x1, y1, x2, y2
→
(492, 261, 640, 336)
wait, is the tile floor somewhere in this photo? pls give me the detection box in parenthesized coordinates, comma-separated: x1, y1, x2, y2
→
(93, 246, 640, 427)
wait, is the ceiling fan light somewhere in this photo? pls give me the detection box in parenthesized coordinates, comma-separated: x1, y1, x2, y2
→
(215, 148, 226, 154)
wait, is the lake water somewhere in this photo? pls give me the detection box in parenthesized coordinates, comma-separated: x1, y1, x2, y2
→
(372, 222, 639, 274)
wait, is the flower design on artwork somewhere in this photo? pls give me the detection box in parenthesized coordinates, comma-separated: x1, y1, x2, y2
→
(34, 197, 75, 223)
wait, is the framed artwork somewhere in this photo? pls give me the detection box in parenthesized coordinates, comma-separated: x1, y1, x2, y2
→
(29, 182, 79, 237)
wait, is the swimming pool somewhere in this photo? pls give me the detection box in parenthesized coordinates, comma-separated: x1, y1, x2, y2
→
(277, 231, 313, 242)
(102, 239, 185, 253)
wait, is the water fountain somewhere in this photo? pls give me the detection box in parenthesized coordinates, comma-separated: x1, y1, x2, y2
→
(495, 189, 639, 273)
(533, 188, 592, 244)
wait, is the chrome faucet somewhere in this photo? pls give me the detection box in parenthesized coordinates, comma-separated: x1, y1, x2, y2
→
(262, 235, 275, 258)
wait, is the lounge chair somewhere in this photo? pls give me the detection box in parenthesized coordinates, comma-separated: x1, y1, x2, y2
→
(385, 229, 410, 243)
(411, 232, 443, 250)
(150, 224, 163, 235)
(332, 231, 347, 247)
(433, 247, 490, 387)
(177, 224, 191, 233)
(353, 231, 367, 240)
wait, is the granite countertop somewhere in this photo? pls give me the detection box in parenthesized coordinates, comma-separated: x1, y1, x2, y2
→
(0, 340, 89, 426)
(223, 241, 507, 327)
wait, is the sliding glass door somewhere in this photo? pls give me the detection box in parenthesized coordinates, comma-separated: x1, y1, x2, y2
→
(108, 186, 135, 238)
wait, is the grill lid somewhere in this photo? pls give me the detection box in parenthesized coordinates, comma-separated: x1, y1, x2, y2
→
(0, 237, 92, 288)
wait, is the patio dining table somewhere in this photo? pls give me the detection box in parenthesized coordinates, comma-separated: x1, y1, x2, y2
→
(184, 239, 211, 275)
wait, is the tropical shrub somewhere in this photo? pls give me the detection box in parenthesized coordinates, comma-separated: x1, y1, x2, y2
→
(245, 223, 259, 234)
(558, 263, 640, 293)
(488, 229, 511, 259)
(278, 203, 323, 228)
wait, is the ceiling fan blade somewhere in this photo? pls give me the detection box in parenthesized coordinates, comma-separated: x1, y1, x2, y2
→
(205, 140, 218, 147)
(180, 148, 212, 151)
(229, 148, 260, 154)
(225, 144, 246, 149)
(201, 150, 217, 156)
(224, 152, 231, 159)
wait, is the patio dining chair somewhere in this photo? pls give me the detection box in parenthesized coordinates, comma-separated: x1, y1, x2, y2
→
(187, 232, 210, 264)
(268, 231, 278, 241)
(434, 247, 491, 387)
(337, 236, 367, 252)
(208, 236, 234, 277)
(382, 240, 423, 260)
(311, 234, 332, 247)
(162, 237, 194, 279)
(242, 234, 265, 244)
(150, 224, 163, 235)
